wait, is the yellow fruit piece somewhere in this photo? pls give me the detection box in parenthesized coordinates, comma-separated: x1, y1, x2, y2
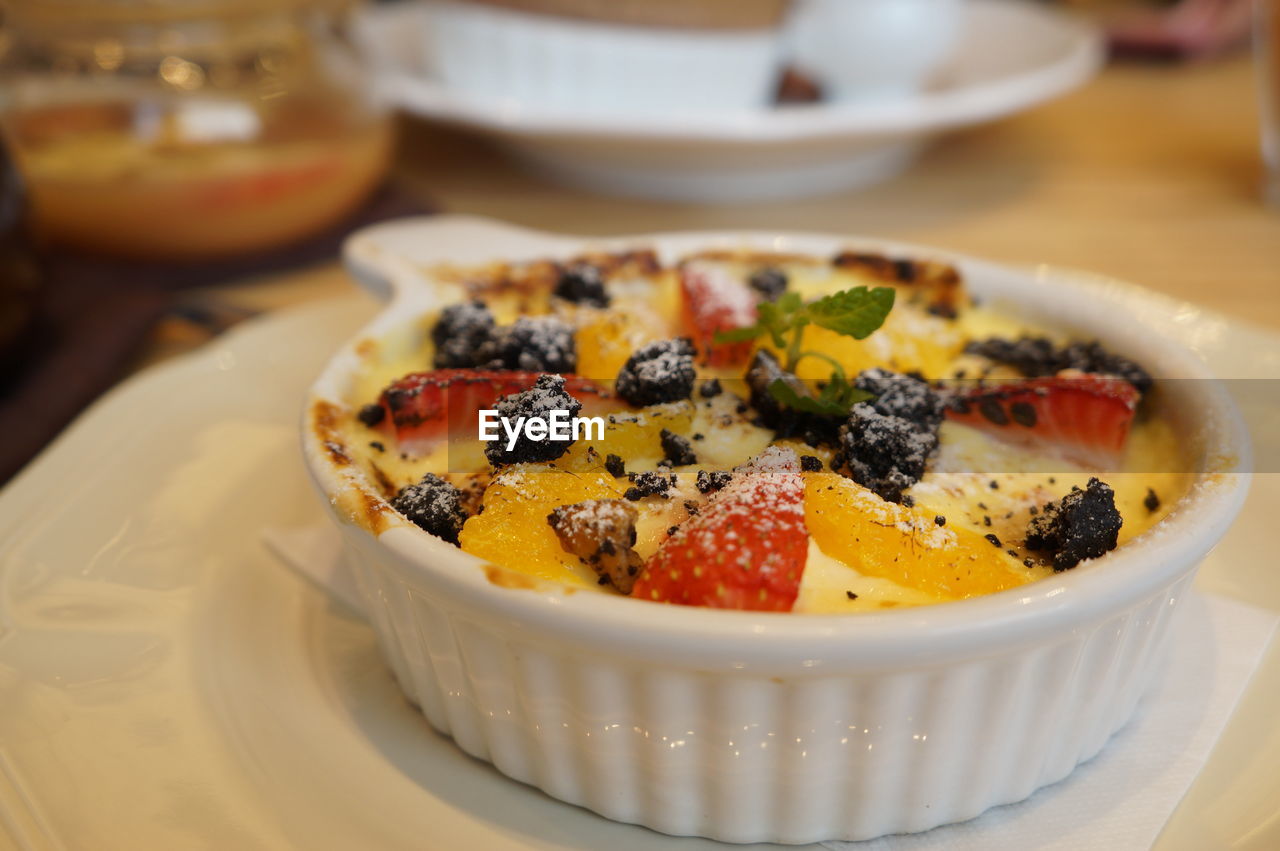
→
(561, 402, 696, 471)
(804, 473, 1035, 600)
(576, 313, 634, 382)
(459, 465, 625, 586)
(761, 307, 961, 380)
(575, 284, 681, 383)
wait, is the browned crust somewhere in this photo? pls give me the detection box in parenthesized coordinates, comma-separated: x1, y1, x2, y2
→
(684, 246, 968, 320)
(460, 0, 791, 30)
(683, 247, 825, 267)
(311, 398, 400, 534)
(446, 470, 493, 517)
(429, 249, 663, 299)
(312, 399, 353, 467)
(483, 563, 543, 589)
(368, 461, 399, 500)
(831, 250, 965, 319)
(356, 489, 397, 535)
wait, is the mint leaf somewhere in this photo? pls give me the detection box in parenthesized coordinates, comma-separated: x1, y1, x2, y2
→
(822, 375, 873, 410)
(767, 377, 872, 417)
(773, 291, 805, 315)
(767, 379, 843, 416)
(805, 287, 895, 339)
(715, 291, 808, 348)
(711, 285, 895, 373)
(714, 325, 764, 344)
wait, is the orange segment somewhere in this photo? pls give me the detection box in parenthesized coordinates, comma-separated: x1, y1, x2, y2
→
(804, 473, 1035, 600)
(560, 402, 696, 472)
(459, 465, 625, 586)
(576, 312, 662, 383)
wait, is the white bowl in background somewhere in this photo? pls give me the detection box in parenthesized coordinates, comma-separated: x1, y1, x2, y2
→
(303, 215, 1249, 844)
(786, 0, 964, 102)
(418, 0, 786, 115)
(356, 0, 1102, 202)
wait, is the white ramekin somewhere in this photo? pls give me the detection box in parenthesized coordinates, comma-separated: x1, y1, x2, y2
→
(418, 0, 785, 114)
(304, 216, 1249, 844)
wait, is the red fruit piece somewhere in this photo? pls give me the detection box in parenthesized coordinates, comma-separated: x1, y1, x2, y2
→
(944, 374, 1140, 468)
(377, 370, 610, 452)
(679, 261, 759, 367)
(632, 447, 809, 611)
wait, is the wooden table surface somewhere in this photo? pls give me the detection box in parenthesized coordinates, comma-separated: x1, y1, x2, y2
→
(205, 53, 1279, 334)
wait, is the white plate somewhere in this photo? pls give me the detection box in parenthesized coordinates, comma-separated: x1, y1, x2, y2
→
(1, 217, 1277, 849)
(357, 0, 1103, 202)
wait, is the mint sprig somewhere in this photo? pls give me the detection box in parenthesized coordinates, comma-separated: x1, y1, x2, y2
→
(767, 376, 872, 417)
(805, 287, 897, 338)
(715, 285, 895, 417)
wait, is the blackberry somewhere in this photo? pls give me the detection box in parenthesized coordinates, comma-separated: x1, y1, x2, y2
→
(745, 349, 844, 446)
(853, 368, 944, 428)
(431, 301, 496, 369)
(745, 349, 793, 429)
(391, 473, 467, 544)
(484, 374, 581, 467)
(748, 267, 788, 301)
(1025, 477, 1123, 570)
(799, 454, 823, 472)
(660, 429, 697, 467)
(965, 336, 1153, 395)
(695, 469, 733, 494)
(553, 264, 610, 307)
(834, 401, 939, 504)
(478, 316, 577, 373)
(615, 338, 696, 407)
(357, 403, 385, 428)
(624, 471, 673, 501)
(1058, 341, 1154, 395)
(604, 453, 626, 478)
(964, 336, 1057, 377)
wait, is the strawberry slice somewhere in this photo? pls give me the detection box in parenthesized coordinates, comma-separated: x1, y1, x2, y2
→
(680, 261, 759, 367)
(377, 370, 611, 451)
(944, 374, 1140, 468)
(632, 447, 809, 611)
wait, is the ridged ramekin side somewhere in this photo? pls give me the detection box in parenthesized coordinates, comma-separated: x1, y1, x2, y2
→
(339, 520, 1195, 845)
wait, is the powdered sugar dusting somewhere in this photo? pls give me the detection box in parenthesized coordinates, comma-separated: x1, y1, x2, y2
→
(479, 316, 577, 372)
(551, 498, 637, 542)
(682, 260, 759, 325)
(615, 338, 696, 407)
(836, 480, 959, 550)
(667, 446, 807, 576)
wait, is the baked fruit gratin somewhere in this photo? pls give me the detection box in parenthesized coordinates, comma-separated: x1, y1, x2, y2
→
(317, 247, 1191, 613)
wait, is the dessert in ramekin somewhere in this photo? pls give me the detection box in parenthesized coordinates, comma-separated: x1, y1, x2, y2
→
(305, 216, 1247, 843)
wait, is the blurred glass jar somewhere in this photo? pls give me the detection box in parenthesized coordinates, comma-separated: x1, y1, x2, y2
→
(1261, 0, 1280, 208)
(0, 0, 393, 260)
